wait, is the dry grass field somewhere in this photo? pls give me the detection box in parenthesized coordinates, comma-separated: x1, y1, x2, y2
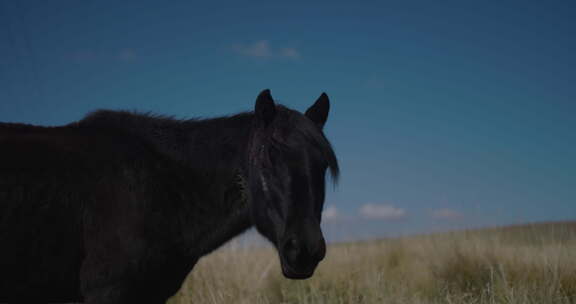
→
(168, 221, 576, 304)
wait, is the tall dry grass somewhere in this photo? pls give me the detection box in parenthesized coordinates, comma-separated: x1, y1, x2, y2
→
(168, 222, 576, 304)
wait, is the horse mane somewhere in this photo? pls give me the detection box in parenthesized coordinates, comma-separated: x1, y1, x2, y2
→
(77, 110, 252, 165)
(77, 106, 339, 183)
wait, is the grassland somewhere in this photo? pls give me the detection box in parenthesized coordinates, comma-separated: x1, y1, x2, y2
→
(168, 221, 576, 304)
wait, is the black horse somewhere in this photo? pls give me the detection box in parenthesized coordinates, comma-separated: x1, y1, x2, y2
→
(0, 90, 339, 303)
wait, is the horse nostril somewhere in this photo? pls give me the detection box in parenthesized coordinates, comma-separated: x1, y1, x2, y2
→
(284, 237, 300, 259)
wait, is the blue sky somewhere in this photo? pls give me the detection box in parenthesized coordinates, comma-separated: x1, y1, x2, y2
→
(1, 1, 575, 241)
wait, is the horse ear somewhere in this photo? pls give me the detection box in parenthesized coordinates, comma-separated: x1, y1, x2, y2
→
(254, 89, 276, 126)
(305, 92, 330, 129)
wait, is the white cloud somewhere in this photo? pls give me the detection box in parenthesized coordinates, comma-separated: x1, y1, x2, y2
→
(118, 48, 137, 62)
(232, 40, 300, 59)
(359, 203, 406, 220)
(278, 47, 300, 59)
(322, 205, 339, 221)
(71, 49, 97, 62)
(233, 40, 272, 58)
(431, 208, 463, 220)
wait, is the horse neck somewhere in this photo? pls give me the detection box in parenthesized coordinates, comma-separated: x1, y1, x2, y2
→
(80, 110, 256, 255)
(179, 114, 256, 255)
